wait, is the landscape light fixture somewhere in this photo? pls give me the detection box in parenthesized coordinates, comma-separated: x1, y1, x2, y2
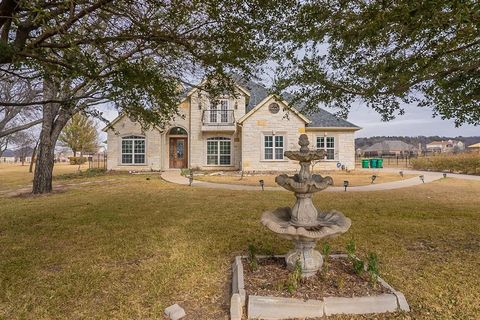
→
(399, 171, 404, 178)
(343, 180, 349, 192)
(443, 173, 447, 178)
(188, 172, 194, 186)
(259, 179, 265, 191)
(419, 175, 425, 183)
(371, 175, 377, 184)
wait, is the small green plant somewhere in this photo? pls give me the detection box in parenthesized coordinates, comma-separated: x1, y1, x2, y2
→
(367, 252, 379, 285)
(247, 244, 258, 271)
(346, 238, 364, 275)
(352, 259, 365, 275)
(321, 242, 331, 275)
(285, 259, 302, 293)
(180, 168, 191, 177)
(346, 238, 356, 257)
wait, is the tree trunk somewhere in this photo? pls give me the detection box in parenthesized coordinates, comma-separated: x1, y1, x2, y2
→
(29, 141, 38, 173)
(32, 121, 58, 194)
(32, 79, 73, 194)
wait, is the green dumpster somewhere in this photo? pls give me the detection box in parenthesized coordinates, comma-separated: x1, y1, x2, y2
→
(361, 159, 370, 168)
(377, 158, 384, 168)
(370, 158, 378, 168)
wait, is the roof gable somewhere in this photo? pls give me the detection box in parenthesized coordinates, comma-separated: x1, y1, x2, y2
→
(364, 140, 417, 152)
(234, 78, 359, 129)
(237, 94, 310, 124)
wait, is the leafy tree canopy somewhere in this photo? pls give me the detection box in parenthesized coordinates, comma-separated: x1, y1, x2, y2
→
(59, 113, 98, 157)
(273, 0, 480, 126)
(0, 0, 297, 128)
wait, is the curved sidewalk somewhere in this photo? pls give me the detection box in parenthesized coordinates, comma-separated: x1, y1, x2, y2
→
(160, 169, 479, 192)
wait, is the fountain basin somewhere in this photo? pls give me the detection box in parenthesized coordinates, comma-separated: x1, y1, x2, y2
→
(261, 207, 351, 241)
(276, 174, 333, 194)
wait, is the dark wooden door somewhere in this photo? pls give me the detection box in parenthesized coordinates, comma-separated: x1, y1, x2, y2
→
(169, 138, 187, 168)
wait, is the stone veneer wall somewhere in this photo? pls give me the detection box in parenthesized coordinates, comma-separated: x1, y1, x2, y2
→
(305, 130, 356, 171)
(188, 89, 246, 170)
(106, 117, 162, 171)
(240, 96, 306, 172)
(106, 92, 357, 172)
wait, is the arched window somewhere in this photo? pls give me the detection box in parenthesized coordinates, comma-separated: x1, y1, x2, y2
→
(169, 127, 187, 135)
(207, 137, 231, 165)
(122, 135, 145, 164)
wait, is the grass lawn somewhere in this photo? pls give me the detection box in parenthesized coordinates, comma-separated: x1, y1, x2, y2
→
(0, 163, 90, 191)
(0, 170, 479, 319)
(195, 170, 416, 187)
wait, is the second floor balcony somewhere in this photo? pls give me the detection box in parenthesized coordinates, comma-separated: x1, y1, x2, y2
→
(201, 109, 236, 131)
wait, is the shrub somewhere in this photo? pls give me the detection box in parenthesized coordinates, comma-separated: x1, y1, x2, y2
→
(411, 153, 480, 175)
(367, 252, 379, 285)
(346, 238, 365, 275)
(68, 156, 87, 165)
(55, 168, 107, 180)
(247, 244, 258, 271)
(180, 168, 191, 177)
(285, 259, 302, 293)
(321, 242, 331, 274)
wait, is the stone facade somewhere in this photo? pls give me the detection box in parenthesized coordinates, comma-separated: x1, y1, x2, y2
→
(105, 87, 359, 172)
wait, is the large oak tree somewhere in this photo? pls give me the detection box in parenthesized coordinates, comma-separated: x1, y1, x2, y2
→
(274, 0, 480, 125)
(0, 0, 296, 193)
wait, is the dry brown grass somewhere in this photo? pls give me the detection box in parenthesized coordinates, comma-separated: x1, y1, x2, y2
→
(0, 163, 90, 191)
(412, 153, 480, 175)
(195, 170, 415, 187)
(0, 170, 479, 319)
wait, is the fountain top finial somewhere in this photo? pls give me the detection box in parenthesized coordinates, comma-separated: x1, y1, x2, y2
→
(299, 134, 309, 153)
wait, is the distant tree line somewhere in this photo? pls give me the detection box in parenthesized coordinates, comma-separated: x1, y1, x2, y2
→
(355, 136, 480, 150)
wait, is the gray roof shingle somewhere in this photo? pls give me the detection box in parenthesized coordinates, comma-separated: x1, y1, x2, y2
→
(363, 140, 418, 152)
(236, 78, 359, 128)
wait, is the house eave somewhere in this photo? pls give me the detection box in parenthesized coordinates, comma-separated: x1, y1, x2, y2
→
(305, 126, 362, 131)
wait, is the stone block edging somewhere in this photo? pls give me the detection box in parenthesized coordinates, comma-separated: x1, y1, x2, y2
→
(232, 254, 410, 319)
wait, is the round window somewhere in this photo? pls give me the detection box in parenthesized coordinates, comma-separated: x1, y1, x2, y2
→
(269, 102, 280, 114)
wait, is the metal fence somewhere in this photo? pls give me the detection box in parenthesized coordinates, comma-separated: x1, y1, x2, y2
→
(355, 154, 415, 168)
(88, 153, 107, 170)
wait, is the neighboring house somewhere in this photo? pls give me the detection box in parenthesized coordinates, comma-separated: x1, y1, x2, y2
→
(14, 146, 34, 164)
(0, 149, 16, 163)
(104, 79, 361, 172)
(467, 143, 480, 153)
(55, 150, 74, 162)
(426, 140, 465, 153)
(361, 140, 418, 157)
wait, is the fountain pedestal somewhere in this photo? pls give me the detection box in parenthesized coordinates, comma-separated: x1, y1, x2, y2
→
(261, 134, 351, 277)
(285, 240, 323, 277)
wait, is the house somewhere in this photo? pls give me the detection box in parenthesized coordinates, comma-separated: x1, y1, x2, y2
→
(361, 140, 418, 157)
(0, 149, 15, 163)
(104, 79, 361, 172)
(426, 140, 465, 153)
(14, 146, 34, 164)
(467, 142, 480, 153)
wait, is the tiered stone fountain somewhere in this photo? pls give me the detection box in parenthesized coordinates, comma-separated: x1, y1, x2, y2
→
(261, 134, 351, 277)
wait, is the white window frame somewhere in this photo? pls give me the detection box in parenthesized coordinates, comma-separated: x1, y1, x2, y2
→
(206, 137, 232, 166)
(316, 136, 336, 160)
(263, 134, 285, 161)
(121, 135, 146, 165)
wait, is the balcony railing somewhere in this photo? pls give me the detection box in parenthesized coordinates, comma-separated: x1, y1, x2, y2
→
(202, 109, 235, 126)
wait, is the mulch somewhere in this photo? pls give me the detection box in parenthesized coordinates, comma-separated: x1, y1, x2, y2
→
(243, 256, 390, 301)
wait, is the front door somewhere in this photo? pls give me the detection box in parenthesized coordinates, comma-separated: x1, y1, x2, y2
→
(169, 138, 187, 168)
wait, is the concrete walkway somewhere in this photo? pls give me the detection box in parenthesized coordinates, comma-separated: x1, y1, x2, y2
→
(161, 169, 479, 192)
